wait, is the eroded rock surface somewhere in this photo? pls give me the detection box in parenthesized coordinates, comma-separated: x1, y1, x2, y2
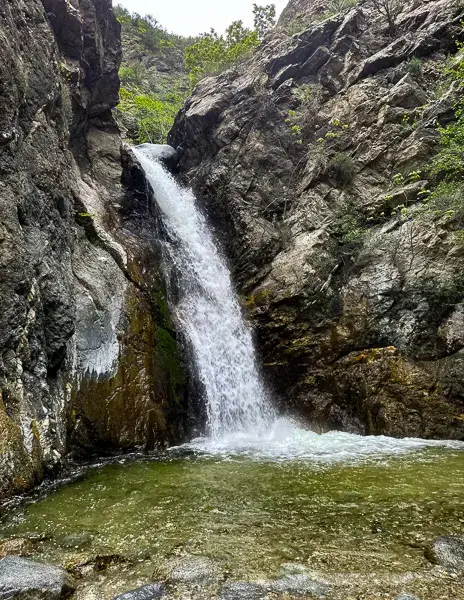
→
(170, 0, 464, 438)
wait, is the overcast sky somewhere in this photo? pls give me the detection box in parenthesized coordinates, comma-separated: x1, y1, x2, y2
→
(116, 0, 289, 36)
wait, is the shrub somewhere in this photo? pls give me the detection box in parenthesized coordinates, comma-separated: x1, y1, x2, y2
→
(407, 56, 422, 76)
(320, 0, 358, 20)
(253, 4, 276, 39)
(431, 44, 464, 180)
(185, 4, 276, 85)
(326, 152, 356, 186)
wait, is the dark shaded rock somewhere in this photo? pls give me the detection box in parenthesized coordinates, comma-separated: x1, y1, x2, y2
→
(219, 582, 267, 600)
(113, 583, 165, 600)
(425, 535, 464, 570)
(0, 556, 75, 599)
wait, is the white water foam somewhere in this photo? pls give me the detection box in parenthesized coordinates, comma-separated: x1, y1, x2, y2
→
(181, 417, 464, 462)
(134, 145, 275, 437)
(135, 144, 464, 463)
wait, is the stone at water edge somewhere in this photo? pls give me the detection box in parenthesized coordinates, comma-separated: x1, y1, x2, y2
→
(0, 556, 75, 599)
(395, 594, 420, 600)
(425, 535, 464, 570)
(0, 539, 34, 558)
(219, 581, 267, 600)
(113, 582, 165, 600)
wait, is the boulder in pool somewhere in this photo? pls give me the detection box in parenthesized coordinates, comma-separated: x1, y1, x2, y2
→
(0, 556, 75, 599)
(113, 583, 165, 600)
(425, 535, 464, 570)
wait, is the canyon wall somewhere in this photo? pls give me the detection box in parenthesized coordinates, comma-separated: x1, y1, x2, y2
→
(170, 0, 464, 439)
(0, 0, 187, 500)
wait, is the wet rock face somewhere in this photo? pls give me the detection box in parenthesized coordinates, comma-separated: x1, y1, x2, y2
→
(170, 0, 464, 439)
(0, 0, 187, 500)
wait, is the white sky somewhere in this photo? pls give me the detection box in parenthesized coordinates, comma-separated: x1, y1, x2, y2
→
(116, 0, 289, 36)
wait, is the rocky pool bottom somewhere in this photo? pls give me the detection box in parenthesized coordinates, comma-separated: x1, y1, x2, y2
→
(0, 434, 463, 600)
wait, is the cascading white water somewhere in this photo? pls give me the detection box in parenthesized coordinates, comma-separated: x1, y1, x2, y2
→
(134, 145, 275, 437)
(134, 144, 464, 461)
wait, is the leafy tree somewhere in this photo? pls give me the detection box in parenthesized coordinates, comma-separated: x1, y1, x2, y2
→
(253, 4, 276, 39)
(185, 22, 259, 86)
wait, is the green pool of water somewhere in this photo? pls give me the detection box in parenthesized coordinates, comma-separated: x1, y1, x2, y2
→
(1, 448, 463, 582)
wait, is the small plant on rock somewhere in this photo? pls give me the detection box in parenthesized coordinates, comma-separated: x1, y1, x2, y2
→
(326, 152, 356, 187)
(407, 56, 422, 77)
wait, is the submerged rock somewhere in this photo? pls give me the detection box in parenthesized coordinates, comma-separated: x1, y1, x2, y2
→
(168, 556, 220, 584)
(0, 556, 75, 599)
(113, 583, 165, 600)
(58, 532, 92, 549)
(425, 535, 464, 570)
(271, 574, 331, 597)
(219, 581, 267, 600)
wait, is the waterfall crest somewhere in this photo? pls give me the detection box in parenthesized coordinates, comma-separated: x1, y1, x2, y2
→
(134, 145, 275, 438)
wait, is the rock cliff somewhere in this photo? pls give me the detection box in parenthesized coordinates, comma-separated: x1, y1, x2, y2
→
(170, 0, 464, 439)
(0, 0, 187, 500)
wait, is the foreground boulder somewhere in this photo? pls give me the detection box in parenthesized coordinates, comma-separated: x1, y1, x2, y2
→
(0, 556, 75, 599)
(425, 535, 464, 570)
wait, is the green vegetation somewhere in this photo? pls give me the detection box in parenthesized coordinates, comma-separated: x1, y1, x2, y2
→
(118, 87, 183, 144)
(326, 152, 356, 187)
(320, 0, 358, 20)
(184, 4, 276, 86)
(431, 51, 464, 180)
(407, 56, 422, 76)
(114, 4, 276, 142)
(114, 5, 191, 144)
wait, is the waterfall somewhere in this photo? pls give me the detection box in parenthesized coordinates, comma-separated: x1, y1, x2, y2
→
(134, 144, 464, 460)
(134, 145, 275, 438)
